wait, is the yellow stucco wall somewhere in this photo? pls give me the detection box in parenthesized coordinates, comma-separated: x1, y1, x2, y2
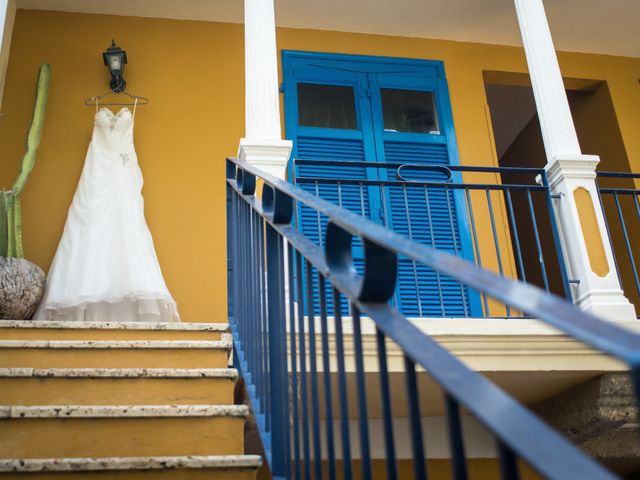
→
(1, 10, 639, 321)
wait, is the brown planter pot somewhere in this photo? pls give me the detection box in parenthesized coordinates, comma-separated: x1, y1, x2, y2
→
(0, 257, 46, 319)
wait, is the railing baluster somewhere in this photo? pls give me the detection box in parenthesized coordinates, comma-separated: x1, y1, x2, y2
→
(403, 185, 424, 317)
(486, 189, 510, 316)
(405, 356, 427, 480)
(266, 225, 289, 477)
(288, 245, 302, 480)
(540, 171, 572, 300)
(613, 192, 640, 296)
(465, 188, 489, 316)
(445, 186, 469, 316)
(445, 393, 468, 480)
(424, 186, 446, 316)
(295, 251, 311, 480)
(526, 190, 550, 292)
(318, 275, 337, 479)
(504, 188, 526, 284)
(497, 440, 520, 480)
(352, 306, 373, 480)
(633, 194, 640, 295)
(381, 185, 402, 310)
(305, 260, 323, 479)
(333, 288, 353, 480)
(376, 328, 398, 480)
(260, 213, 270, 428)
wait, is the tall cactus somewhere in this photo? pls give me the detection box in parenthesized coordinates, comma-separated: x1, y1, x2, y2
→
(0, 63, 50, 258)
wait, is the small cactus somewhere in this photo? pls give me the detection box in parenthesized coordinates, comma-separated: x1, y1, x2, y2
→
(0, 63, 50, 258)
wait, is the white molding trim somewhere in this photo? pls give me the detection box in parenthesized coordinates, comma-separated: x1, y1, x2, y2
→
(289, 317, 638, 372)
(238, 138, 292, 179)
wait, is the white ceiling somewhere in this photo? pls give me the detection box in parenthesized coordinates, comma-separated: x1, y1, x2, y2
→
(16, 0, 640, 58)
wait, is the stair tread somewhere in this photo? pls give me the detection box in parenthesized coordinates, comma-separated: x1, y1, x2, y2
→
(0, 340, 231, 349)
(0, 455, 262, 472)
(0, 321, 228, 331)
(0, 368, 238, 378)
(0, 404, 249, 418)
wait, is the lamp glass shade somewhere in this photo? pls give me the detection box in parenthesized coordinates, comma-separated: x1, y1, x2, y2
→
(108, 55, 121, 71)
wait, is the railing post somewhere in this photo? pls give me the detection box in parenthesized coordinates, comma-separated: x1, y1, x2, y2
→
(514, 0, 636, 321)
(266, 222, 289, 478)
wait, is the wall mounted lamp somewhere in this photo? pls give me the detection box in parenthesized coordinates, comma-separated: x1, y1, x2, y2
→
(102, 39, 128, 93)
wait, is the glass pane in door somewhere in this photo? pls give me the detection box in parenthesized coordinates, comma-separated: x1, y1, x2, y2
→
(381, 88, 439, 134)
(297, 83, 357, 129)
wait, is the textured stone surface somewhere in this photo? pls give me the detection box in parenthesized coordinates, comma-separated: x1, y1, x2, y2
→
(534, 373, 637, 444)
(0, 258, 45, 320)
(533, 372, 640, 467)
(0, 404, 249, 418)
(0, 455, 262, 472)
(0, 339, 232, 349)
(0, 367, 238, 378)
(0, 320, 229, 330)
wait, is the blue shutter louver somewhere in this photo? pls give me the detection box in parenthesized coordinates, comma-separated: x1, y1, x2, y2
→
(383, 141, 472, 316)
(295, 136, 369, 315)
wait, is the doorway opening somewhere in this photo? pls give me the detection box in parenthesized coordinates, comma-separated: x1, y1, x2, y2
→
(483, 72, 638, 308)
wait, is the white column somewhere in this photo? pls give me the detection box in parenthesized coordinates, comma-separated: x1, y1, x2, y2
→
(238, 0, 292, 179)
(0, 0, 15, 113)
(515, 0, 635, 321)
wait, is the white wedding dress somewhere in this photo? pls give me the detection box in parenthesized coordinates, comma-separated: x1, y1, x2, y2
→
(34, 107, 180, 322)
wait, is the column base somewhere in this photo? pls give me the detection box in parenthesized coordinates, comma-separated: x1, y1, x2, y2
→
(575, 288, 637, 322)
(238, 138, 292, 179)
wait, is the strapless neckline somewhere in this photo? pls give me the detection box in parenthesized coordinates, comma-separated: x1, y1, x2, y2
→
(97, 107, 132, 118)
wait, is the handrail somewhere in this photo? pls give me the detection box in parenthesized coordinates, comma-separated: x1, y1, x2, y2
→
(227, 156, 640, 479)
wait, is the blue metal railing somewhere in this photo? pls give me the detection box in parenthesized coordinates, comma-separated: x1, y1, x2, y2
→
(597, 171, 640, 313)
(292, 159, 571, 317)
(227, 156, 640, 480)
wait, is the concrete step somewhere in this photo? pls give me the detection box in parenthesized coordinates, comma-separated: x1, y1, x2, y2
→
(0, 405, 249, 459)
(0, 368, 238, 406)
(0, 455, 262, 479)
(0, 321, 228, 341)
(0, 340, 231, 369)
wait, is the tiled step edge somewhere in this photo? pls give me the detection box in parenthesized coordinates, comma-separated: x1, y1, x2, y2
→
(0, 455, 262, 473)
(0, 321, 229, 331)
(0, 368, 238, 379)
(0, 404, 249, 419)
(0, 340, 231, 349)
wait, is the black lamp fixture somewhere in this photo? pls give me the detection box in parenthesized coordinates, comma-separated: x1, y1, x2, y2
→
(102, 39, 128, 93)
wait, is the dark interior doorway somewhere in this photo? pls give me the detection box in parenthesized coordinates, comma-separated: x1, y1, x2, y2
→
(484, 74, 639, 310)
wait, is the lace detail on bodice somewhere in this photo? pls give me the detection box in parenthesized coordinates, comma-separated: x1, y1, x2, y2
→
(92, 107, 134, 151)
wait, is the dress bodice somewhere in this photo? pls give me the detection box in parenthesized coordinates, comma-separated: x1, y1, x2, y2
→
(92, 107, 134, 151)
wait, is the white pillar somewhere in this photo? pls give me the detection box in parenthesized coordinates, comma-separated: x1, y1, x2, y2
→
(0, 0, 15, 113)
(238, 0, 292, 179)
(514, 0, 636, 321)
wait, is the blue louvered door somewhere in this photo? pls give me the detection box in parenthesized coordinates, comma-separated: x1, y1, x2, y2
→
(282, 51, 481, 317)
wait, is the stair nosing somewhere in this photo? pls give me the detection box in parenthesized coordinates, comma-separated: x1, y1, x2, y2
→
(0, 340, 231, 349)
(0, 320, 229, 331)
(0, 455, 262, 472)
(0, 368, 238, 379)
(0, 404, 249, 419)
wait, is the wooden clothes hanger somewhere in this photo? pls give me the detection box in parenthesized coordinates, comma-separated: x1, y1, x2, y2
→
(84, 90, 149, 107)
